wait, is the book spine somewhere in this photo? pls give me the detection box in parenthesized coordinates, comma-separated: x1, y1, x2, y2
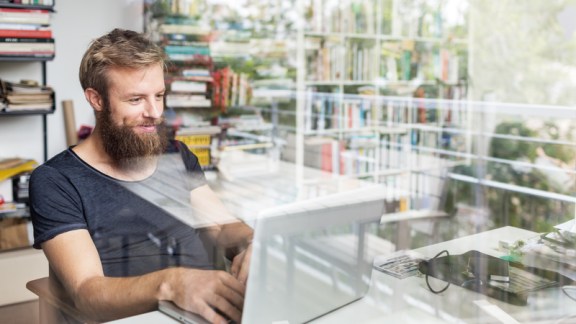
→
(164, 45, 210, 56)
(0, 8, 49, 14)
(0, 36, 52, 42)
(0, 9, 50, 25)
(0, 28, 51, 38)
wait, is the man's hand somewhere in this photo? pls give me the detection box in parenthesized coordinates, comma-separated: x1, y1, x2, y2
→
(230, 242, 252, 285)
(166, 268, 245, 324)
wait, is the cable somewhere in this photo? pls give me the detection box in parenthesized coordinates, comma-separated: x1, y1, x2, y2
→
(562, 285, 576, 301)
(425, 249, 451, 294)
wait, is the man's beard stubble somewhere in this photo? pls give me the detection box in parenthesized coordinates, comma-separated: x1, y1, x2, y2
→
(96, 100, 168, 170)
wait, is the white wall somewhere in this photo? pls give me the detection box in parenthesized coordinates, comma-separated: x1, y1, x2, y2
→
(0, 0, 143, 162)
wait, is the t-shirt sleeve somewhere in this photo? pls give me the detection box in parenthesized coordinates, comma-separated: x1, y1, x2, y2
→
(29, 165, 87, 249)
(176, 140, 207, 188)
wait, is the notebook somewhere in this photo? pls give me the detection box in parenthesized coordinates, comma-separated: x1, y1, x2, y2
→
(160, 185, 389, 324)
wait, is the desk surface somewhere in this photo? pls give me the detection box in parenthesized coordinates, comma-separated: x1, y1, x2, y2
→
(109, 226, 576, 324)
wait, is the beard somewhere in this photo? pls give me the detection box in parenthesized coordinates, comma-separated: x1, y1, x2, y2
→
(96, 100, 168, 170)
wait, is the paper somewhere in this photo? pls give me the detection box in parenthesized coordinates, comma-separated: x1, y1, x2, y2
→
(373, 250, 427, 279)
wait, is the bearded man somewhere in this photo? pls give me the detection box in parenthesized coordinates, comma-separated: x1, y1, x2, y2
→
(29, 28, 252, 324)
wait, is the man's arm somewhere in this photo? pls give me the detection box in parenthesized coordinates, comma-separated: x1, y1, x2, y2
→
(42, 229, 245, 323)
(189, 184, 253, 245)
(189, 185, 254, 283)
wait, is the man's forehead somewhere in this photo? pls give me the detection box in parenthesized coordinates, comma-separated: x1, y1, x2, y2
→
(107, 65, 165, 94)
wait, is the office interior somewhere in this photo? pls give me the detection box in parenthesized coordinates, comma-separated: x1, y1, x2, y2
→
(2, 0, 576, 323)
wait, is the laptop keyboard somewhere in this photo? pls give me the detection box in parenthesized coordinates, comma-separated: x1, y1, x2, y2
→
(489, 267, 557, 294)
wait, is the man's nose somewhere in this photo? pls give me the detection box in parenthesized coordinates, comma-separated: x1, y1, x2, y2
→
(144, 98, 163, 118)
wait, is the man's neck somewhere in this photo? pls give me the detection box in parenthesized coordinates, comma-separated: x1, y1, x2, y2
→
(72, 134, 158, 182)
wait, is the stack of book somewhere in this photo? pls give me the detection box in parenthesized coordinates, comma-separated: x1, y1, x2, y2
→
(159, 16, 211, 61)
(0, 79, 54, 112)
(159, 16, 214, 110)
(0, 2, 55, 59)
(165, 67, 213, 108)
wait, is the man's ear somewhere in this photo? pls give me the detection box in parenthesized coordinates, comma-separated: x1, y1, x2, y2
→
(84, 88, 103, 111)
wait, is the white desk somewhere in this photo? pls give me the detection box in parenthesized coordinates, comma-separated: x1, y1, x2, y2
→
(312, 226, 551, 324)
(110, 226, 576, 324)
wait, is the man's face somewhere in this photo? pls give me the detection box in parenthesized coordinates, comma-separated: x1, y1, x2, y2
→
(96, 64, 167, 166)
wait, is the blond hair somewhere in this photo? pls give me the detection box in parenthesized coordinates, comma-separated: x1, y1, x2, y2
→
(79, 28, 166, 97)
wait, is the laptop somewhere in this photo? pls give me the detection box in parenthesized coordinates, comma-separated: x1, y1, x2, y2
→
(160, 185, 389, 324)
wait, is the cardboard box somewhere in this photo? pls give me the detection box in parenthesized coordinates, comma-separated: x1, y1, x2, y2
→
(0, 218, 29, 250)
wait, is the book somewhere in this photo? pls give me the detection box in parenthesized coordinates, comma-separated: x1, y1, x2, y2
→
(13, 0, 54, 5)
(0, 22, 46, 30)
(164, 45, 210, 56)
(161, 33, 208, 43)
(3, 79, 53, 93)
(5, 101, 53, 111)
(0, 28, 51, 38)
(0, 37, 54, 56)
(0, 158, 36, 182)
(212, 66, 232, 112)
(159, 24, 211, 36)
(181, 68, 211, 77)
(166, 75, 213, 83)
(7, 92, 52, 103)
(0, 8, 50, 25)
(169, 80, 207, 93)
(0, 42, 54, 50)
(166, 93, 211, 108)
(0, 36, 52, 42)
(0, 37, 55, 56)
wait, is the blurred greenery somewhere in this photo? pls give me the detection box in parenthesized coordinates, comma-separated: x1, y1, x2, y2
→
(450, 120, 576, 233)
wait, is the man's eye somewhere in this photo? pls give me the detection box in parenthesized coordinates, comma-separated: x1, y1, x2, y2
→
(156, 94, 165, 100)
(129, 98, 142, 103)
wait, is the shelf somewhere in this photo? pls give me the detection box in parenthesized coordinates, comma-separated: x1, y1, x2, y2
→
(0, 206, 28, 219)
(0, 55, 54, 61)
(304, 127, 381, 136)
(220, 142, 274, 152)
(0, 108, 54, 116)
(305, 80, 373, 86)
(304, 31, 468, 44)
(0, 39, 54, 163)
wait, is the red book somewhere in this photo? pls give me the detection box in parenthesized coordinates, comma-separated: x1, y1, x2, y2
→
(0, 29, 52, 38)
(0, 8, 50, 14)
(320, 142, 332, 172)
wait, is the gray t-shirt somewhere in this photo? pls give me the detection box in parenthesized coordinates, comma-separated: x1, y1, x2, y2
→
(30, 140, 214, 276)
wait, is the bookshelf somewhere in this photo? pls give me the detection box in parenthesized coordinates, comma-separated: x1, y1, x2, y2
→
(0, 0, 55, 244)
(144, 0, 292, 169)
(291, 0, 469, 192)
(0, 0, 55, 306)
(0, 1, 56, 162)
(145, 4, 221, 169)
(142, 0, 470, 206)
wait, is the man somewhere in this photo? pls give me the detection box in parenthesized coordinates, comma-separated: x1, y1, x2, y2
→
(29, 28, 252, 324)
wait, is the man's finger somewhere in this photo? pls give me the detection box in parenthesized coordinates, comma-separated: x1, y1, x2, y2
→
(237, 253, 251, 285)
(219, 272, 246, 297)
(230, 252, 243, 277)
(196, 301, 227, 324)
(208, 294, 242, 323)
(215, 278, 245, 310)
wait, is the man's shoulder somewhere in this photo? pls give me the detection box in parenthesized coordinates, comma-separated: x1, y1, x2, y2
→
(32, 149, 84, 179)
(40, 149, 77, 168)
(165, 139, 185, 153)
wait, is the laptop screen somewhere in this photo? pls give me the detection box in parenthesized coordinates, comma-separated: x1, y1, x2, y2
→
(242, 186, 388, 324)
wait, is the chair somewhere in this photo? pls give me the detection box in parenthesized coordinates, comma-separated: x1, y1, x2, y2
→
(26, 274, 95, 324)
